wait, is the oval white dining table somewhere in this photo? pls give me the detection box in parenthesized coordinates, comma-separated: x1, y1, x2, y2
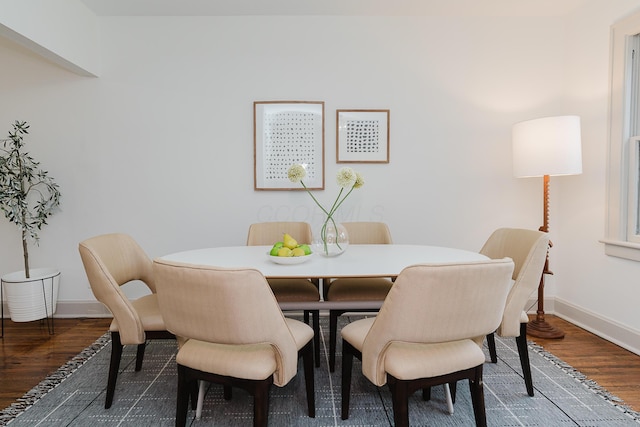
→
(159, 244, 486, 418)
(159, 244, 488, 310)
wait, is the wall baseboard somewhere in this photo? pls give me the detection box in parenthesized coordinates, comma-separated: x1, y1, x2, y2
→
(526, 297, 640, 356)
(1, 301, 112, 319)
(3, 299, 639, 356)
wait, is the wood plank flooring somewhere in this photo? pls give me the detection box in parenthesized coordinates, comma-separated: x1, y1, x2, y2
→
(526, 315, 640, 413)
(0, 317, 112, 410)
(0, 315, 638, 413)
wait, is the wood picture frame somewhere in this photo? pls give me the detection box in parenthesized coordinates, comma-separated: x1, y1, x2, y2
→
(254, 101, 324, 190)
(336, 109, 390, 163)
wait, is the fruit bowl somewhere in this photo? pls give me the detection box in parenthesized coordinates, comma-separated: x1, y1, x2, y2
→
(268, 252, 314, 265)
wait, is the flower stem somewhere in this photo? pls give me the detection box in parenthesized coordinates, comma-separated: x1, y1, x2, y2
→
(300, 180, 356, 255)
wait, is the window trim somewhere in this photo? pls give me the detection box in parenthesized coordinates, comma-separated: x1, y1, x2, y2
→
(603, 11, 640, 261)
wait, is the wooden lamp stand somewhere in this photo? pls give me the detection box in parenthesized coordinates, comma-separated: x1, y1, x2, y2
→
(527, 174, 565, 339)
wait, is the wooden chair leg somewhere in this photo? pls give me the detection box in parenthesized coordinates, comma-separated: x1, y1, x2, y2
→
(517, 322, 534, 396)
(301, 341, 316, 417)
(341, 340, 355, 420)
(176, 365, 190, 427)
(253, 380, 271, 427)
(422, 387, 431, 400)
(388, 375, 410, 427)
(135, 341, 146, 371)
(105, 331, 123, 409)
(469, 365, 487, 427)
(486, 332, 497, 363)
(224, 385, 232, 400)
(329, 310, 339, 372)
(311, 310, 320, 368)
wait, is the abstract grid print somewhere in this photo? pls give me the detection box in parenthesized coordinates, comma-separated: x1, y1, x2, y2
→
(344, 118, 381, 154)
(263, 110, 320, 182)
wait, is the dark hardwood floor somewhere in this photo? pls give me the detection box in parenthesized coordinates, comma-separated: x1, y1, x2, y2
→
(526, 314, 640, 413)
(0, 315, 638, 412)
(0, 317, 112, 410)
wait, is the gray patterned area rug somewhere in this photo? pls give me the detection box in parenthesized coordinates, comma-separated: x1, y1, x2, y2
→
(1, 316, 639, 426)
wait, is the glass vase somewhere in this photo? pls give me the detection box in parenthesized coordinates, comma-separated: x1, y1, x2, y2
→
(313, 221, 349, 257)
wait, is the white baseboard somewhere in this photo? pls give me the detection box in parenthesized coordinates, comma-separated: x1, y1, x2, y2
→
(1, 300, 112, 319)
(526, 296, 640, 356)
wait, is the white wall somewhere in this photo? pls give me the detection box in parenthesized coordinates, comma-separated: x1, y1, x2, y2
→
(555, 2, 640, 349)
(1, 3, 639, 352)
(0, 0, 99, 75)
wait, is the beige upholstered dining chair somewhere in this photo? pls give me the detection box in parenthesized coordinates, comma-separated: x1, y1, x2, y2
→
(340, 259, 514, 427)
(153, 259, 315, 427)
(325, 221, 393, 372)
(247, 221, 321, 366)
(78, 233, 175, 409)
(480, 228, 550, 396)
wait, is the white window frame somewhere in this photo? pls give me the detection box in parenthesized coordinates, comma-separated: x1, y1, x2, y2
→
(603, 11, 640, 260)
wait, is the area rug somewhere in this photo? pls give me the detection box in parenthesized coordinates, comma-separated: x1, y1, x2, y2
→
(1, 316, 639, 426)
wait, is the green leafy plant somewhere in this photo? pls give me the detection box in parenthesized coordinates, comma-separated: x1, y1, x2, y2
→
(0, 121, 61, 278)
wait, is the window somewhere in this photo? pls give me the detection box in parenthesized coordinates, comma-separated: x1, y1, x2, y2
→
(604, 12, 640, 260)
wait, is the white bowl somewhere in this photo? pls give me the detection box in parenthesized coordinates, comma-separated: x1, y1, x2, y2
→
(268, 252, 314, 265)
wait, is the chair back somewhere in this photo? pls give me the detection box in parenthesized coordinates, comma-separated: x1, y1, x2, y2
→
(361, 258, 514, 385)
(246, 222, 313, 246)
(153, 259, 300, 386)
(479, 228, 550, 336)
(78, 233, 155, 344)
(341, 222, 392, 244)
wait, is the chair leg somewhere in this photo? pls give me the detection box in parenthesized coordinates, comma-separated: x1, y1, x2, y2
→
(450, 381, 457, 403)
(253, 380, 271, 427)
(388, 375, 410, 427)
(105, 331, 123, 409)
(135, 341, 146, 371)
(303, 310, 310, 324)
(301, 341, 316, 417)
(224, 385, 232, 400)
(176, 365, 191, 427)
(486, 332, 497, 363)
(468, 365, 487, 427)
(341, 340, 355, 420)
(517, 322, 534, 396)
(329, 310, 338, 372)
(311, 310, 320, 368)
(422, 387, 431, 400)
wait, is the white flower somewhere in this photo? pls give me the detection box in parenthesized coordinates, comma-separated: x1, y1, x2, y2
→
(336, 167, 356, 188)
(287, 163, 364, 255)
(354, 172, 364, 189)
(287, 164, 306, 183)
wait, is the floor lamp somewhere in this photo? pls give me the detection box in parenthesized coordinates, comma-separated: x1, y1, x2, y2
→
(512, 115, 582, 339)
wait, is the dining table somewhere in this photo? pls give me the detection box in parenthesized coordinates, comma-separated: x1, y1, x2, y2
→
(159, 244, 489, 311)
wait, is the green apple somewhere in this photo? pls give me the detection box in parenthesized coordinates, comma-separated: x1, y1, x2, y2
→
(299, 244, 312, 255)
(270, 242, 284, 256)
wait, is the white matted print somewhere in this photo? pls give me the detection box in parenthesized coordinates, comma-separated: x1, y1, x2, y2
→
(254, 101, 324, 190)
(337, 109, 389, 163)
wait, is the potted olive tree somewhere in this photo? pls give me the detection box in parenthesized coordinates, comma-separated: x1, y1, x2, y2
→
(0, 121, 62, 322)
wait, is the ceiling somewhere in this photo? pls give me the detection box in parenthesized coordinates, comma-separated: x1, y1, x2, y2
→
(79, 0, 588, 17)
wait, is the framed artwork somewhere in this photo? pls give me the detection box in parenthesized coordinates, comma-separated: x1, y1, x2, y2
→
(336, 109, 390, 163)
(254, 101, 325, 190)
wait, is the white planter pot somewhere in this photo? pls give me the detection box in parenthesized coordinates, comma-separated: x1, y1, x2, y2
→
(1, 268, 60, 322)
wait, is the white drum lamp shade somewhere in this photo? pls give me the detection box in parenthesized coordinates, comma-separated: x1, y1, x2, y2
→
(512, 115, 582, 178)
